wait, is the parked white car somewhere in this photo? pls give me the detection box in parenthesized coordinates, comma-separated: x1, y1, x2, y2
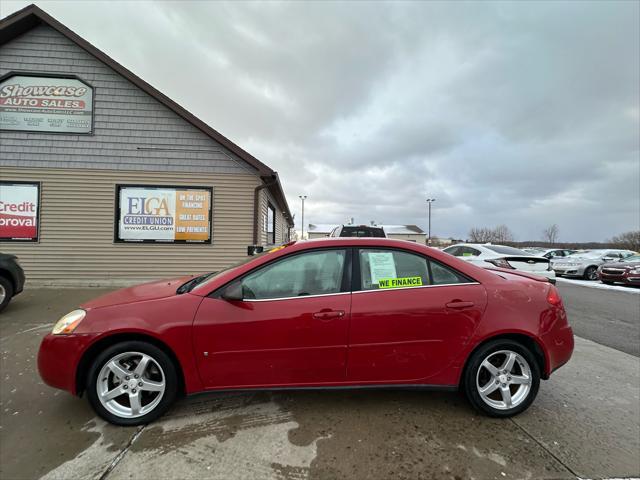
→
(442, 243, 557, 283)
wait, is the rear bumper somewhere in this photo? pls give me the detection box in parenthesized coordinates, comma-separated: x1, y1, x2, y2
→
(38, 333, 97, 395)
(541, 323, 574, 377)
(521, 270, 556, 282)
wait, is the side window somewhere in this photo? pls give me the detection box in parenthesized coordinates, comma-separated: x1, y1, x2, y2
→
(359, 249, 430, 290)
(460, 247, 481, 257)
(429, 260, 474, 285)
(443, 246, 461, 256)
(241, 249, 346, 300)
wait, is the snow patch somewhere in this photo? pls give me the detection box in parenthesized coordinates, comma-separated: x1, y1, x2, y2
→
(556, 278, 640, 294)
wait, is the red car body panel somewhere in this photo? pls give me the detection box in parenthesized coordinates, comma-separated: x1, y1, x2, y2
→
(37, 238, 574, 397)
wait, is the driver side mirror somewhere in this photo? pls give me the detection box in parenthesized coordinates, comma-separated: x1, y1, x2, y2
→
(221, 281, 243, 301)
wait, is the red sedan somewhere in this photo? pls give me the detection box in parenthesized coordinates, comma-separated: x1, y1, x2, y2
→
(38, 238, 573, 425)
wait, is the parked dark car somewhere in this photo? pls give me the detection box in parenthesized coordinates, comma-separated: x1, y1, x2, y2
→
(0, 253, 25, 312)
(598, 255, 640, 286)
(329, 225, 386, 238)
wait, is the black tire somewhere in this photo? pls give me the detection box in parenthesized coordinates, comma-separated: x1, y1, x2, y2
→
(463, 339, 540, 418)
(584, 266, 598, 281)
(0, 277, 14, 313)
(86, 341, 178, 426)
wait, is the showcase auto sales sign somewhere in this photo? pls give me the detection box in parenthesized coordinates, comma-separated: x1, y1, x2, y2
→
(0, 75, 93, 134)
(0, 183, 40, 241)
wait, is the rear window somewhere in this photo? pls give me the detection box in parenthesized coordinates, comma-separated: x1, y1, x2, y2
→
(340, 226, 385, 238)
(484, 245, 527, 255)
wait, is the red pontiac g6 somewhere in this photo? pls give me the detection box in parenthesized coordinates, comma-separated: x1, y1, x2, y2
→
(38, 238, 574, 425)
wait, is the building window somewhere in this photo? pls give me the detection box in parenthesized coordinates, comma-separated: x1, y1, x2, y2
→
(267, 203, 276, 244)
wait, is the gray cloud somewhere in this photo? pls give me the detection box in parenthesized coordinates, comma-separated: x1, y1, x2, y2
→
(4, 0, 638, 241)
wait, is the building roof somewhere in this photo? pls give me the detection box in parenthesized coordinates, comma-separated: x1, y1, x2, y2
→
(0, 4, 293, 226)
(307, 224, 426, 235)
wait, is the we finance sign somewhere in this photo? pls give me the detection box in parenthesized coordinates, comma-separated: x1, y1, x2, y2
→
(0, 182, 40, 242)
(117, 185, 212, 243)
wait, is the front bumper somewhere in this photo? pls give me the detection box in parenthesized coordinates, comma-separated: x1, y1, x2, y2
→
(553, 265, 585, 277)
(38, 333, 98, 395)
(599, 271, 640, 285)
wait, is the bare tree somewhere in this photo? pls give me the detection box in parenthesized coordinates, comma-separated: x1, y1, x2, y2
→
(493, 224, 514, 243)
(468, 227, 494, 243)
(542, 224, 559, 244)
(609, 231, 640, 251)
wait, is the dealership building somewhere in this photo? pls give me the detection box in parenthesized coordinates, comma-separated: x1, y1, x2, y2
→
(0, 5, 293, 285)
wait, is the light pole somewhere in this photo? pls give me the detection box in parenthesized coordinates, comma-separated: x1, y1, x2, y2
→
(426, 198, 436, 245)
(299, 195, 307, 240)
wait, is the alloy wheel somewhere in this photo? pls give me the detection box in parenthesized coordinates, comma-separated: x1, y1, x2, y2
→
(475, 350, 532, 410)
(0, 284, 5, 304)
(96, 351, 166, 418)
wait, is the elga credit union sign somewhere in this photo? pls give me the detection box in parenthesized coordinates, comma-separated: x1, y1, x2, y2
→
(0, 74, 93, 134)
(0, 182, 40, 242)
(116, 185, 213, 243)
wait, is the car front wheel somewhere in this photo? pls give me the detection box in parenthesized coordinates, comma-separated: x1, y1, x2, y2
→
(0, 277, 14, 313)
(463, 340, 540, 417)
(86, 341, 178, 426)
(584, 266, 598, 281)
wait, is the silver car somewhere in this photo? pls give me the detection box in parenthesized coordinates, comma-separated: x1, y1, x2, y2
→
(551, 249, 637, 280)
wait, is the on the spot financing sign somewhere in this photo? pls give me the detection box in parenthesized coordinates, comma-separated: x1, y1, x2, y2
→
(0, 182, 40, 241)
(0, 75, 93, 134)
(117, 185, 212, 243)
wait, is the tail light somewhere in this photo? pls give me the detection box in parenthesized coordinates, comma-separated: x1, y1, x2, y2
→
(546, 285, 563, 307)
(486, 258, 514, 269)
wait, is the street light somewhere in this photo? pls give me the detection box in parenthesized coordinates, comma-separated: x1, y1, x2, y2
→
(299, 195, 307, 240)
(426, 198, 436, 245)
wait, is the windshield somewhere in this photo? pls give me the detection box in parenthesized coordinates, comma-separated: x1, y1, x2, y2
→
(484, 245, 528, 255)
(623, 255, 640, 262)
(176, 246, 284, 293)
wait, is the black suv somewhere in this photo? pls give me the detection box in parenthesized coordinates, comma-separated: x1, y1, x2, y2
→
(329, 225, 386, 238)
(0, 253, 25, 312)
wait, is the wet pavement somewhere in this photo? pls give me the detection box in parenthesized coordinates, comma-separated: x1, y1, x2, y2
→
(1, 287, 639, 480)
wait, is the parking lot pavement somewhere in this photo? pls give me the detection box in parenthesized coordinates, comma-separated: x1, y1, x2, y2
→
(1, 288, 639, 480)
(557, 281, 640, 357)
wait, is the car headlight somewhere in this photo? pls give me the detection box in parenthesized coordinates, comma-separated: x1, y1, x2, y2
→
(630, 268, 640, 274)
(52, 309, 86, 335)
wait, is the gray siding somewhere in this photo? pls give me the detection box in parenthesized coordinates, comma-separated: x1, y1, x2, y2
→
(2, 167, 262, 286)
(0, 24, 256, 175)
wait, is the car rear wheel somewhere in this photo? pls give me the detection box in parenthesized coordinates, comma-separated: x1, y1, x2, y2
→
(584, 266, 598, 281)
(86, 341, 178, 426)
(463, 339, 540, 417)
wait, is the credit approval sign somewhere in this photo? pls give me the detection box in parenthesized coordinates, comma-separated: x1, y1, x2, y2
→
(0, 182, 40, 241)
(116, 185, 212, 243)
(0, 74, 93, 134)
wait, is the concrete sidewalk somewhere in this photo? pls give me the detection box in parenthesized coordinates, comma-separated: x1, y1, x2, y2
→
(0, 289, 638, 480)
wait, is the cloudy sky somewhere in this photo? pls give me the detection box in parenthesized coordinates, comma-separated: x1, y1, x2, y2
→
(3, 0, 638, 241)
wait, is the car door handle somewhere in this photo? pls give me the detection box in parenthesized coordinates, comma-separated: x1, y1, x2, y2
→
(445, 301, 475, 309)
(312, 310, 345, 320)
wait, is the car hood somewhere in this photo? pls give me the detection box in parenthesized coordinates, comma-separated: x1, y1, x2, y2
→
(81, 275, 195, 309)
(601, 261, 640, 269)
